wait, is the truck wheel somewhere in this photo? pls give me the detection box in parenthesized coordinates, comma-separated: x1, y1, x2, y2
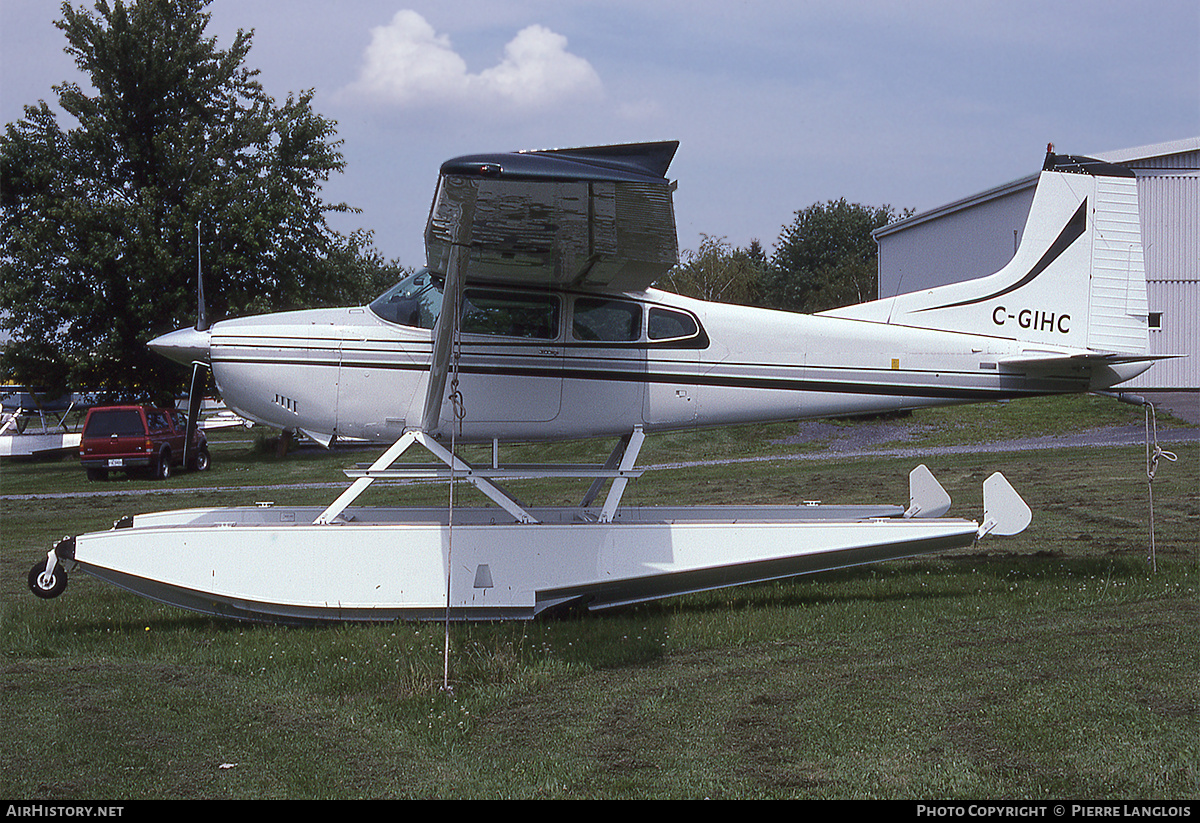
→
(86, 468, 109, 481)
(155, 451, 172, 480)
(28, 560, 67, 599)
(192, 446, 211, 472)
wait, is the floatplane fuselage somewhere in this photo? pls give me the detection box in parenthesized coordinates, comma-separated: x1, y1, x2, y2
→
(29, 142, 1161, 623)
(154, 274, 1147, 448)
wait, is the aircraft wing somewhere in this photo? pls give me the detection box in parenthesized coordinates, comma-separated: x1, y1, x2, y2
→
(424, 141, 680, 293)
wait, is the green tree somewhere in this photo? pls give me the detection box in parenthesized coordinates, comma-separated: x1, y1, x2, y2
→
(327, 228, 413, 306)
(1, 0, 376, 401)
(660, 234, 767, 306)
(763, 199, 911, 314)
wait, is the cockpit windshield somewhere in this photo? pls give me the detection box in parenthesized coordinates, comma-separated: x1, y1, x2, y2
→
(368, 269, 443, 329)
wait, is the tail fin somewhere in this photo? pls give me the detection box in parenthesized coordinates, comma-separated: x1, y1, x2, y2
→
(826, 152, 1149, 355)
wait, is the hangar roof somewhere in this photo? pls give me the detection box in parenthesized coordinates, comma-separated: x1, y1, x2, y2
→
(874, 137, 1199, 241)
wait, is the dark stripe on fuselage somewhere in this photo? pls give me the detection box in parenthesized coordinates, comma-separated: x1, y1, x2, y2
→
(213, 347, 1084, 402)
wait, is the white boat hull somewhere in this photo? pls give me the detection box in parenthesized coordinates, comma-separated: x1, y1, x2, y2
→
(56, 504, 982, 623)
(0, 432, 80, 459)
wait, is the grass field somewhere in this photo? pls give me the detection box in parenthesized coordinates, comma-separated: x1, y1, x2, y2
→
(2, 396, 1197, 799)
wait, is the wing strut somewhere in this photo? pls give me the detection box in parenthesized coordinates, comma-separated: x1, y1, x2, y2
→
(422, 177, 477, 434)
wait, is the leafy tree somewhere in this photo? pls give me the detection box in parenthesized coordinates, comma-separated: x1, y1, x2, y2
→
(328, 229, 413, 306)
(1, 0, 381, 401)
(763, 199, 911, 314)
(660, 234, 767, 306)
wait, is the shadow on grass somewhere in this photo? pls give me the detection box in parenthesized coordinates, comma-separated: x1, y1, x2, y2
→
(18, 552, 1182, 683)
(585, 553, 1171, 620)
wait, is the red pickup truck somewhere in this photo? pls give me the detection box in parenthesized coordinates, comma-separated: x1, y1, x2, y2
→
(79, 405, 210, 480)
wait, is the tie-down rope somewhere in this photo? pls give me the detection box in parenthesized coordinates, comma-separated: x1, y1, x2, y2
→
(1143, 402, 1178, 572)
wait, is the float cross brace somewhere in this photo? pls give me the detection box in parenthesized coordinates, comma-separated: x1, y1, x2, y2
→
(312, 426, 647, 526)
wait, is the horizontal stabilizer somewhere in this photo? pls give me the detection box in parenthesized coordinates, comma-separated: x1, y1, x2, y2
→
(998, 351, 1183, 368)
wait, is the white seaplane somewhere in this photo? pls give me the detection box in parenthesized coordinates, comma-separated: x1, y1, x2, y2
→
(29, 142, 1161, 623)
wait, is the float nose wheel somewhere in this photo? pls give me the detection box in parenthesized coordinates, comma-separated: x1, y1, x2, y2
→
(28, 560, 68, 599)
(28, 537, 73, 599)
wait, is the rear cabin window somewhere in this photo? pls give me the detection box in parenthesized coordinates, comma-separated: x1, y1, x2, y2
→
(84, 410, 145, 437)
(573, 298, 642, 342)
(648, 307, 699, 340)
(461, 289, 560, 339)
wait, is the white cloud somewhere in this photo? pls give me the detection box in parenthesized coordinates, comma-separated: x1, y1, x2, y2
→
(344, 11, 602, 108)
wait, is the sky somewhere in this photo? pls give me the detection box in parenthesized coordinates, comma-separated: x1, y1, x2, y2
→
(3, 0, 1198, 271)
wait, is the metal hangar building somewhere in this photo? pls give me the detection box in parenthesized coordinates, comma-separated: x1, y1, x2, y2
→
(874, 138, 1199, 390)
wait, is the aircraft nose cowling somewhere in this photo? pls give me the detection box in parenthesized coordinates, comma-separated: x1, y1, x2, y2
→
(148, 326, 211, 366)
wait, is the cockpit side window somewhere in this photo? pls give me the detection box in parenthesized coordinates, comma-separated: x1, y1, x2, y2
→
(572, 298, 642, 342)
(368, 269, 443, 329)
(370, 270, 560, 339)
(461, 289, 560, 339)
